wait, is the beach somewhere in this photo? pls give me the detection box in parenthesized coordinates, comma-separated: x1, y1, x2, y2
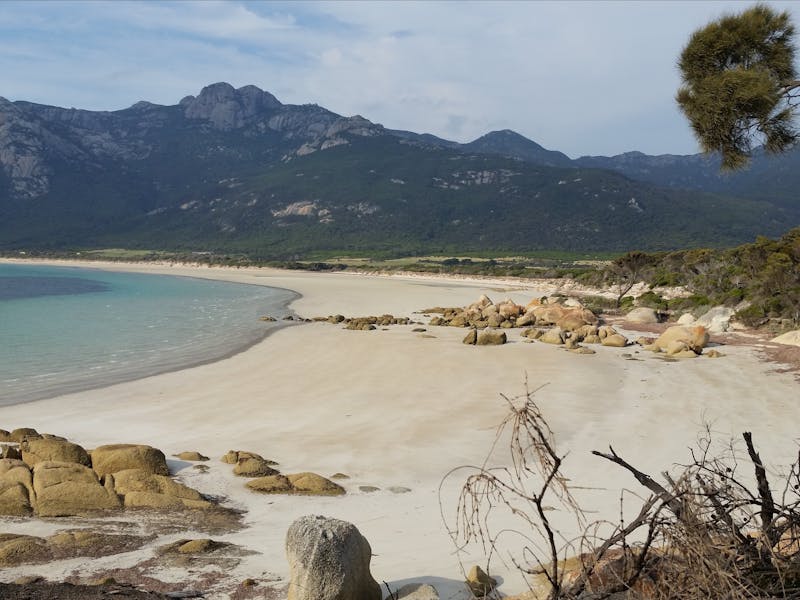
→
(0, 260, 798, 599)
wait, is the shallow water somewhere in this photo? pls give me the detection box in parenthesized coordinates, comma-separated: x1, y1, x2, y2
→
(0, 263, 296, 405)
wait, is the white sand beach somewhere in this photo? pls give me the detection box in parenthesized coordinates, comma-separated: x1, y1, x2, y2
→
(0, 261, 798, 599)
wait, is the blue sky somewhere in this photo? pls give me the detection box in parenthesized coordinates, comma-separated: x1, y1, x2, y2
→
(2, 1, 798, 158)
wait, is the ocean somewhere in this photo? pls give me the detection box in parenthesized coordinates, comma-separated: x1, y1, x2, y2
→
(0, 263, 296, 405)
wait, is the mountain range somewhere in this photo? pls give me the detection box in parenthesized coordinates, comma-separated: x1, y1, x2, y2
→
(1, 82, 798, 257)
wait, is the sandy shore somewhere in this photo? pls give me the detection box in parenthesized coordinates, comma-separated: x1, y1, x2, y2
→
(1, 260, 799, 599)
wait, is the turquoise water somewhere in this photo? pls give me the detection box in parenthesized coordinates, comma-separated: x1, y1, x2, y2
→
(0, 263, 297, 405)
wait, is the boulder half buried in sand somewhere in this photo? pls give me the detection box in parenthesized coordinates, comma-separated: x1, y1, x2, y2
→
(286, 515, 381, 600)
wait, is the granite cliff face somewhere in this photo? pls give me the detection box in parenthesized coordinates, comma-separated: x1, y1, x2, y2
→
(0, 83, 385, 203)
(181, 82, 282, 130)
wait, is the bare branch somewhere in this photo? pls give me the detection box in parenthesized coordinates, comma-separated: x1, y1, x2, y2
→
(592, 446, 684, 518)
(743, 431, 778, 547)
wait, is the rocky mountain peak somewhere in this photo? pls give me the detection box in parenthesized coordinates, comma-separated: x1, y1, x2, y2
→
(465, 129, 572, 167)
(181, 82, 282, 130)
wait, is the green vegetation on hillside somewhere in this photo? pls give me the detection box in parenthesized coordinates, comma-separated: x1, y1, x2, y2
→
(591, 226, 800, 328)
(1, 106, 795, 256)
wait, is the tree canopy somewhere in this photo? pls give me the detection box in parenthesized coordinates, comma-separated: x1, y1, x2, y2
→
(677, 3, 800, 170)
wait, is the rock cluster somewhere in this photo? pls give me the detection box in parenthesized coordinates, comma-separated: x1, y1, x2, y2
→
(0, 430, 213, 517)
(222, 450, 281, 476)
(439, 295, 721, 361)
(446, 295, 632, 354)
(220, 450, 345, 496)
(520, 322, 629, 353)
(247, 472, 345, 496)
(426, 295, 598, 331)
(638, 325, 710, 358)
(314, 314, 412, 330)
(0, 529, 148, 567)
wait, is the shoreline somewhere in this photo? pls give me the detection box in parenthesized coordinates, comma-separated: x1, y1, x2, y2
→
(3, 318, 298, 407)
(0, 255, 651, 301)
(1, 258, 799, 598)
(1, 260, 303, 406)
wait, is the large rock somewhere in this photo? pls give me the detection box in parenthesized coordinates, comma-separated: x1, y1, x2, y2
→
(654, 326, 709, 354)
(462, 329, 478, 345)
(520, 328, 544, 340)
(158, 538, 225, 555)
(112, 468, 211, 509)
(91, 444, 169, 477)
(772, 330, 800, 347)
(486, 314, 504, 328)
(286, 515, 381, 600)
(475, 295, 493, 308)
(0, 458, 35, 516)
(476, 331, 506, 346)
(572, 324, 599, 341)
(288, 473, 346, 496)
(21, 438, 90, 468)
(626, 307, 659, 324)
(396, 583, 440, 599)
(598, 325, 617, 339)
(122, 490, 212, 510)
(539, 328, 565, 345)
(695, 306, 735, 334)
(0, 458, 30, 475)
(601, 333, 629, 348)
(448, 314, 469, 327)
(247, 474, 293, 494)
(515, 313, 536, 327)
(0, 481, 33, 516)
(32, 461, 121, 516)
(665, 340, 689, 356)
(247, 473, 345, 496)
(9, 428, 40, 443)
(173, 451, 209, 462)
(556, 308, 598, 332)
(466, 565, 497, 597)
(233, 457, 279, 477)
(531, 304, 568, 326)
(221, 450, 268, 464)
(0, 534, 52, 566)
(497, 300, 522, 319)
(0, 459, 34, 503)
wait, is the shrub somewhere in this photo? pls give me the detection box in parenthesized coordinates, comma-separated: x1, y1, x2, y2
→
(636, 290, 668, 310)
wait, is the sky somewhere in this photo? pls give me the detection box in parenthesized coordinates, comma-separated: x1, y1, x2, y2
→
(1, 1, 799, 158)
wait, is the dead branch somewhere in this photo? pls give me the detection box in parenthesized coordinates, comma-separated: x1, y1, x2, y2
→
(744, 431, 779, 548)
(448, 386, 800, 600)
(592, 446, 684, 518)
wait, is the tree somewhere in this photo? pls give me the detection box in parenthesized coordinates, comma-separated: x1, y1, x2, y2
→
(608, 250, 651, 307)
(677, 4, 800, 170)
